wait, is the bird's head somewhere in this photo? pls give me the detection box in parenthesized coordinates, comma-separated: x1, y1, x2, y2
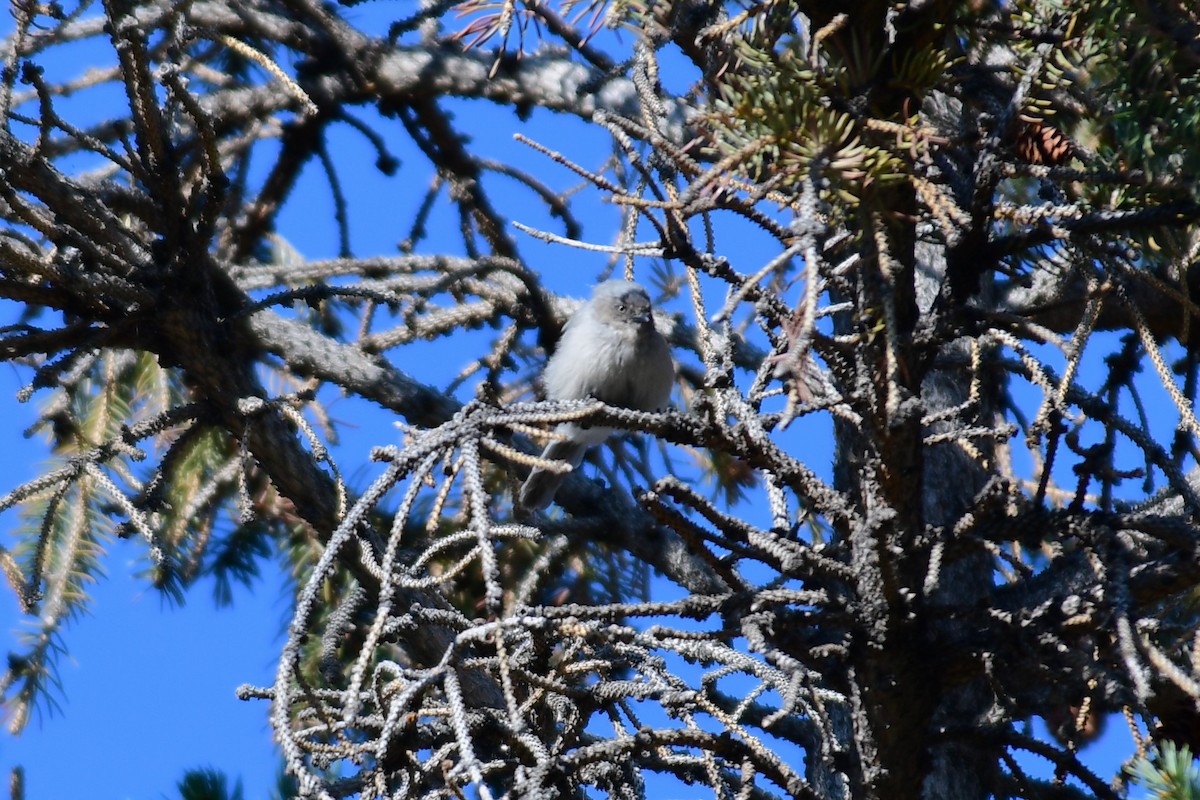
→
(592, 280, 654, 329)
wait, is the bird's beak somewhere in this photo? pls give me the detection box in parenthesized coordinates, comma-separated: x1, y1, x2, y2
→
(632, 311, 651, 325)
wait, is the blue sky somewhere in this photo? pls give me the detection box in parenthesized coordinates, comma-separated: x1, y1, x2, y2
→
(0, 3, 1167, 798)
(0, 524, 286, 799)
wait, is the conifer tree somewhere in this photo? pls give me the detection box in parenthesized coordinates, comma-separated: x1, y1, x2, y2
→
(1, 2, 1199, 798)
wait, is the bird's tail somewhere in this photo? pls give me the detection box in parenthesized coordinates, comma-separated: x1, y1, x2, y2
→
(519, 439, 587, 510)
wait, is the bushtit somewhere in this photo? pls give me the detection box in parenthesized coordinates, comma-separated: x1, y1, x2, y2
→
(519, 281, 674, 510)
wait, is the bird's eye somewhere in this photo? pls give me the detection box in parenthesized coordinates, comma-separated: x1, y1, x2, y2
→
(617, 303, 626, 313)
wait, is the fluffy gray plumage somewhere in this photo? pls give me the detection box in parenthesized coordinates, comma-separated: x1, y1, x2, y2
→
(519, 281, 675, 510)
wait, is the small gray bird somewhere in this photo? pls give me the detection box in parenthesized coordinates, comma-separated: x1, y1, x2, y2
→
(519, 281, 675, 510)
